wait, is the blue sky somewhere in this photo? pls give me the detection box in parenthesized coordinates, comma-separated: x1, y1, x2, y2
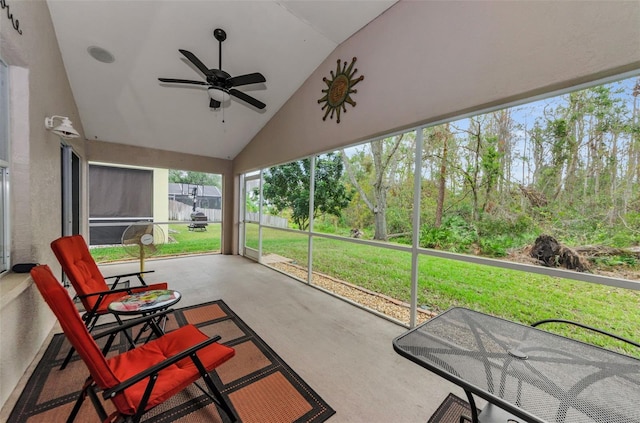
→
(340, 74, 640, 185)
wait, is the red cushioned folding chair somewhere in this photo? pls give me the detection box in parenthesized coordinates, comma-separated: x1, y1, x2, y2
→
(51, 234, 169, 369)
(31, 264, 237, 423)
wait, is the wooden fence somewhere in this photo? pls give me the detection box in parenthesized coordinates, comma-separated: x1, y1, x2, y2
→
(245, 212, 288, 228)
(169, 201, 288, 228)
(169, 200, 222, 221)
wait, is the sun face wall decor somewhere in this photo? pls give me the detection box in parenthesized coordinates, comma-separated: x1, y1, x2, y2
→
(318, 57, 364, 123)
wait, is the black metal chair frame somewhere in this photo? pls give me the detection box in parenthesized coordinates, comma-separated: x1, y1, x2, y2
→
(70, 309, 236, 423)
(530, 318, 640, 348)
(62, 270, 157, 370)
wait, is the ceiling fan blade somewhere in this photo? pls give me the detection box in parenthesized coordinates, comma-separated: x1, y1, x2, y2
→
(209, 98, 221, 109)
(229, 89, 265, 110)
(158, 78, 207, 85)
(228, 72, 266, 87)
(179, 49, 212, 76)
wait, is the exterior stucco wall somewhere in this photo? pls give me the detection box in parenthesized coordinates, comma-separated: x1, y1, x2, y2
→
(234, 1, 640, 173)
(0, 0, 85, 411)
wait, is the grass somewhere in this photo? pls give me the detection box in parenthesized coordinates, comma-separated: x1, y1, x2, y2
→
(90, 223, 221, 263)
(255, 228, 640, 357)
(91, 224, 640, 356)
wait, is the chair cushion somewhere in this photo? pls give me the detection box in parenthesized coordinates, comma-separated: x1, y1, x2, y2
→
(30, 265, 122, 390)
(51, 235, 168, 313)
(31, 265, 233, 419)
(51, 236, 108, 299)
(107, 324, 235, 415)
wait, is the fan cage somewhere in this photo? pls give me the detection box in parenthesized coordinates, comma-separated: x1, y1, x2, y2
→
(121, 222, 165, 257)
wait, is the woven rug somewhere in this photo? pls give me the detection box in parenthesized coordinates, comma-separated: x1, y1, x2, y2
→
(8, 300, 335, 423)
(428, 393, 476, 423)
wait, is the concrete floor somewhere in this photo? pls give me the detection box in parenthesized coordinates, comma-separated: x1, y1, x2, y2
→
(4, 254, 470, 423)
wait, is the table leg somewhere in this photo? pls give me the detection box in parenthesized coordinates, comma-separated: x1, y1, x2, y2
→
(146, 313, 168, 340)
(113, 314, 137, 350)
(130, 313, 163, 344)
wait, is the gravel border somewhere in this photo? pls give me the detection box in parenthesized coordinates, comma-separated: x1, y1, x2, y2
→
(267, 260, 434, 324)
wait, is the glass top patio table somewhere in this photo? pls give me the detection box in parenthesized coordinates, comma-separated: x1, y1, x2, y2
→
(108, 289, 181, 315)
(393, 307, 640, 423)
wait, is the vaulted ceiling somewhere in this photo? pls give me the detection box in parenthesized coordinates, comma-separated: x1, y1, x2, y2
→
(47, 1, 396, 160)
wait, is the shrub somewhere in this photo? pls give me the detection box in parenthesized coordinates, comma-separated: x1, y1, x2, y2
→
(420, 215, 477, 253)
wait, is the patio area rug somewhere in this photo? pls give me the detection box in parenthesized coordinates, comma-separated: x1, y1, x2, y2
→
(8, 300, 335, 423)
(428, 393, 476, 423)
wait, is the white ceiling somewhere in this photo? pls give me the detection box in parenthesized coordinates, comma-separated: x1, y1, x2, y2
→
(47, 1, 396, 160)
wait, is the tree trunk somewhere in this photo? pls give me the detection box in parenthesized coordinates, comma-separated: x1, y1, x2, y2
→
(435, 125, 449, 228)
(470, 120, 482, 221)
(341, 135, 404, 241)
(372, 136, 405, 240)
(625, 79, 640, 213)
(373, 195, 387, 240)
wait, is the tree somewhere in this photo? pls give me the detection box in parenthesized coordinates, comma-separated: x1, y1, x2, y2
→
(432, 124, 451, 227)
(453, 117, 484, 221)
(625, 78, 640, 213)
(262, 153, 352, 230)
(169, 170, 221, 187)
(342, 134, 410, 240)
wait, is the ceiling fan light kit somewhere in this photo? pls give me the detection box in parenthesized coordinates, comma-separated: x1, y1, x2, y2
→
(158, 28, 266, 110)
(208, 87, 230, 103)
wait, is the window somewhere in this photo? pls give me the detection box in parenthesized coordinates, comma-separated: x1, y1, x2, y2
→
(0, 59, 9, 274)
(88, 165, 224, 263)
(89, 164, 153, 245)
(242, 72, 640, 338)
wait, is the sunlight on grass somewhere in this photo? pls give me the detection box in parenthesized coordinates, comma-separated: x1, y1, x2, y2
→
(90, 223, 221, 263)
(262, 227, 309, 267)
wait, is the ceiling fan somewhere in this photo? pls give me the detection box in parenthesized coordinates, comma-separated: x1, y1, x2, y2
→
(159, 28, 266, 110)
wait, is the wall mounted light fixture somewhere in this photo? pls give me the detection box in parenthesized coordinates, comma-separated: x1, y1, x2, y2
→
(44, 116, 80, 139)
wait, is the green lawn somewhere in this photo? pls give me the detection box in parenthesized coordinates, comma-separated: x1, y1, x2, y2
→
(258, 227, 640, 356)
(92, 224, 640, 356)
(90, 223, 221, 263)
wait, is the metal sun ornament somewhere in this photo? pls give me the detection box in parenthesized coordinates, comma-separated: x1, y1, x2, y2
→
(318, 57, 364, 123)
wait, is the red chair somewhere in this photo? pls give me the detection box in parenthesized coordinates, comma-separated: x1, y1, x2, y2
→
(51, 235, 168, 368)
(31, 265, 237, 423)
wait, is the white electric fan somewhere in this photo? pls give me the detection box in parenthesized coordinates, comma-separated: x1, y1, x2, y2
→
(121, 222, 165, 272)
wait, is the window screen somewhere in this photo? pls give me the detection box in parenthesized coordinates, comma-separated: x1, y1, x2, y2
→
(89, 165, 153, 245)
(1, 59, 9, 273)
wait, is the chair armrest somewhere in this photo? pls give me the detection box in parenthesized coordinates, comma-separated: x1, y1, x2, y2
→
(78, 286, 136, 299)
(102, 335, 222, 399)
(531, 318, 640, 349)
(104, 270, 155, 280)
(105, 271, 155, 288)
(92, 309, 175, 340)
(80, 284, 166, 318)
(80, 286, 137, 319)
